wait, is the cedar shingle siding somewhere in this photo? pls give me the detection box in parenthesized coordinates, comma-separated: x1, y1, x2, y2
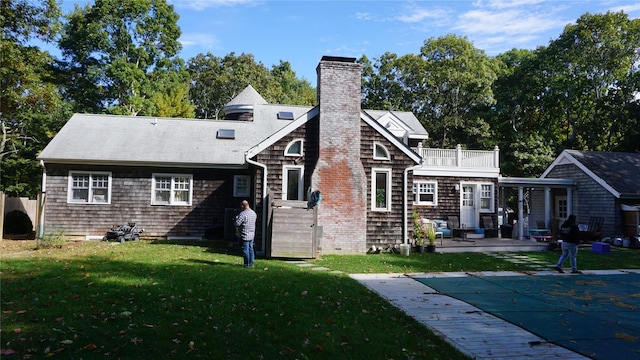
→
(361, 121, 415, 246)
(547, 164, 617, 236)
(43, 164, 251, 239)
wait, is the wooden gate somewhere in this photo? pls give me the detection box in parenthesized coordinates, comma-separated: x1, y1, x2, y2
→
(269, 199, 318, 259)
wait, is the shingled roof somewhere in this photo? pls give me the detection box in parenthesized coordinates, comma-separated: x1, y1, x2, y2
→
(543, 150, 640, 199)
(38, 86, 429, 168)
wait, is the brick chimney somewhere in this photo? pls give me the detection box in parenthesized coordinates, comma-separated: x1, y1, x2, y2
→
(312, 56, 367, 253)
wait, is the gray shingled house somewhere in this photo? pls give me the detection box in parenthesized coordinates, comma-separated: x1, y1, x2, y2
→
(37, 56, 501, 256)
(540, 150, 640, 238)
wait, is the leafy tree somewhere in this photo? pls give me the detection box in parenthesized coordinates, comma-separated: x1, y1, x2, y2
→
(187, 52, 276, 119)
(418, 35, 498, 148)
(270, 60, 316, 106)
(57, 0, 185, 116)
(536, 12, 640, 152)
(152, 83, 194, 118)
(360, 36, 498, 149)
(1, 0, 69, 197)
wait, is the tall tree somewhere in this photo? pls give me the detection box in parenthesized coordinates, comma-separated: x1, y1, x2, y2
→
(360, 36, 498, 149)
(537, 12, 640, 151)
(418, 35, 498, 149)
(1, 0, 69, 197)
(57, 0, 185, 116)
(270, 60, 316, 106)
(187, 52, 275, 119)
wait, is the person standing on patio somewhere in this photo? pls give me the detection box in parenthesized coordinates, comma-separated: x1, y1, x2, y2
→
(235, 200, 257, 267)
(554, 214, 582, 274)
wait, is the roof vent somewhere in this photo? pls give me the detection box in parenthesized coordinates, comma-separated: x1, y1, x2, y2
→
(217, 129, 235, 139)
(277, 111, 294, 120)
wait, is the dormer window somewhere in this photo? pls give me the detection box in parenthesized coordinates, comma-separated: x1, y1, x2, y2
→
(373, 142, 390, 160)
(285, 139, 303, 157)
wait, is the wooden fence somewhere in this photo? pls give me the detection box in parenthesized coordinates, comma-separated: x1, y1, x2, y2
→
(1, 192, 39, 238)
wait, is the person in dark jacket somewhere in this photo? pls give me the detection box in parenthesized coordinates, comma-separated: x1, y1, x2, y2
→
(554, 214, 582, 274)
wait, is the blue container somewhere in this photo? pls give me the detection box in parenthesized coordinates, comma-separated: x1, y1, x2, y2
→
(475, 228, 485, 234)
(591, 242, 610, 254)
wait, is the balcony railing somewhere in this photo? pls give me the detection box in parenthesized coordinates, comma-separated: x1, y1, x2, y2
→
(412, 144, 499, 168)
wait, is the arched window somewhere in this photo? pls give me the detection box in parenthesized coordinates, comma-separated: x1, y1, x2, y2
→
(285, 139, 303, 157)
(373, 142, 390, 160)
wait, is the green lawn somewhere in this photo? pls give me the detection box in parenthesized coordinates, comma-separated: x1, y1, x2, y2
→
(308, 245, 640, 273)
(1, 240, 466, 359)
(2, 240, 638, 359)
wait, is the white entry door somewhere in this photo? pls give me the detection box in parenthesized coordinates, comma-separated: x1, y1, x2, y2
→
(460, 184, 477, 228)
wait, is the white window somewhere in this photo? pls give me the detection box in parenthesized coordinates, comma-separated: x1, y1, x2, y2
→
(284, 139, 303, 157)
(556, 196, 568, 219)
(373, 142, 390, 160)
(372, 168, 391, 211)
(152, 174, 192, 205)
(479, 183, 494, 212)
(234, 175, 251, 197)
(282, 165, 304, 200)
(413, 181, 437, 206)
(68, 171, 111, 204)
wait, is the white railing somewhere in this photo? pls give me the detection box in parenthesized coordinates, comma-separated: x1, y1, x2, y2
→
(412, 144, 499, 168)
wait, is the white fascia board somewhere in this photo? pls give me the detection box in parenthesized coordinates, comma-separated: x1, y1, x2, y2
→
(361, 113, 422, 164)
(40, 159, 248, 170)
(246, 107, 319, 158)
(542, 150, 620, 198)
(414, 167, 500, 178)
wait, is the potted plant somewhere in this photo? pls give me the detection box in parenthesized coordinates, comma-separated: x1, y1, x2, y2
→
(412, 207, 427, 253)
(425, 223, 437, 253)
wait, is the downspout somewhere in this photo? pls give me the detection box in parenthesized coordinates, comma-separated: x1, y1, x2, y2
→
(403, 163, 423, 244)
(38, 160, 47, 238)
(245, 153, 268, 257)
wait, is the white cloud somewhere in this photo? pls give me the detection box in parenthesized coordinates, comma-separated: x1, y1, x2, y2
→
(397, 8, 447, 23)
(473, 0, 549, 10)
(179, 33, 219, 50)
(609, 3, 640, 16)
(170, 0, 257, 11)
(455, 9, 565, 36)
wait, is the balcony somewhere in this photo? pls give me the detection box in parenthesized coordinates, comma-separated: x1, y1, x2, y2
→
(412, 144, 500, 169)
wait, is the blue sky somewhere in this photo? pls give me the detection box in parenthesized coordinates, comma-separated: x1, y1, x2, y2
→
(58, 0, 640, 86)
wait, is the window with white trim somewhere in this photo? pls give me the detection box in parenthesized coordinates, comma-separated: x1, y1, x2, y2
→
(152, 174, 193, 205)
(284, 139, 303, 157)
(479, 183, 494, 212)
(413, 181, 437, 206)
(234, 175, 250, 197)
(373, 142, 390, 160)
(283, 165, 304, 200)
(372, 168, 391, 211)
(68, 171, 112, 204)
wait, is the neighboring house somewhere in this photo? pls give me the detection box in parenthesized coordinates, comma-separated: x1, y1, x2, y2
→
(538, 150, 640, 238)
(37, 56, 500, 256)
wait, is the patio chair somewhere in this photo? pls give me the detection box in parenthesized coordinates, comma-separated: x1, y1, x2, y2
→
(582, 216, 604, 242)
(481, 215, 499, 238)
(447, 216, 466, 240)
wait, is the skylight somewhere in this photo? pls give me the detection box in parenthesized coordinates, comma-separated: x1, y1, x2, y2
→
(277, 111, 294, 120)
(217, 129, 235, 139)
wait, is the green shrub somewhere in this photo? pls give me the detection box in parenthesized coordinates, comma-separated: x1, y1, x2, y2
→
(3, 210, 33, 234)
(37, 230, 67, 249)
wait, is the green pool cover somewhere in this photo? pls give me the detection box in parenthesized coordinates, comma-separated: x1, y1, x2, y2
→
(415, 274, 640, 360)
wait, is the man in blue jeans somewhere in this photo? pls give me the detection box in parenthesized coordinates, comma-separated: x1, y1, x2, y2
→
(555, 214, 582, 274)
(235, 200, 257, 267)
